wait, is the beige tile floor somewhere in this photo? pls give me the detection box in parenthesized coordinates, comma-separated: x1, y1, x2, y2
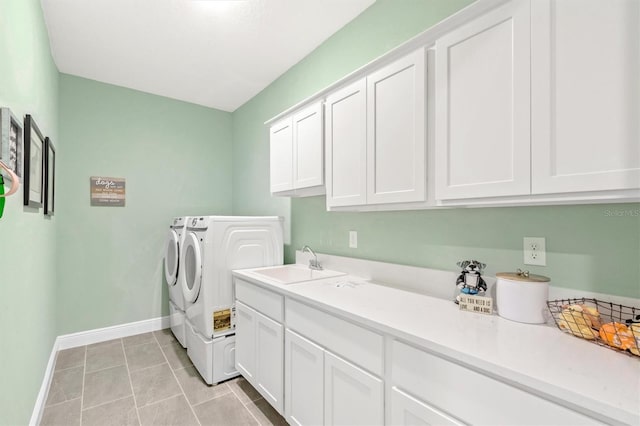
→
(40, 329, 288, 426)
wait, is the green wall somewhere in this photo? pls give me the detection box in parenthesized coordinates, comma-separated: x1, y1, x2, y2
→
(56, 75, 233, 335)
(0, 0, 59, 424)
(232, 0, 640, 298)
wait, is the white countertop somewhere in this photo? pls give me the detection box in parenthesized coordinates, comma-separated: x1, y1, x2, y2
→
(233, 266, 640, 425)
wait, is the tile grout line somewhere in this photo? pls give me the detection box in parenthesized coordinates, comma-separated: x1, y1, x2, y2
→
(79, 345, 87, 426)
(79, 394, 133, 412)
(120, 339, 143, 426)
(43, 397, 82, 409)
(54, 363, 86, 373)
(84, 362, 128, 376)
(188, 387, 234, 410)
(227, 381, 263, 425)
(153, 332, 203, 426)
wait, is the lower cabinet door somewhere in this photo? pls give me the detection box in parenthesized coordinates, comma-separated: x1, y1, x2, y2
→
(390, 387, 464, 426)
(255, 310, 284, 414)
(324, 351, 383, 426)
(235, 301, 256, 381)
(285, 330, 324, 426)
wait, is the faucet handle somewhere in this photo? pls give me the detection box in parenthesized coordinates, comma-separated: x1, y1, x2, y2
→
(309, 258, 323, 271)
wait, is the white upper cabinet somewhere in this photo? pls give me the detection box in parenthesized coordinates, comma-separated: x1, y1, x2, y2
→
(326, 49, 427, 209)
(325, 79, 368, 208)
(367, 49, 426, 204)
(435, 0, 531, 200)
(269, 117, 294, 193)
(293, 102, 324, 190)
(270, 101, 324, 196)
(531, 0, 640, 194)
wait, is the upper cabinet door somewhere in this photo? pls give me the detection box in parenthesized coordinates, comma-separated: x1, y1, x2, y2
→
(531, 0, 640, 194)
(325, 79, 368, 208)
(270, 117, 294, 193)
(366, 49, 427, 204)
(292, 102, 324, 190)
(435, 0, 531, 200)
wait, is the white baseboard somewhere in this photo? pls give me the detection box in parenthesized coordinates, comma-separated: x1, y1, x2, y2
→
(56, 315, 170, 350)
(29, 339, 59, 426)
(29, 315, 170, 425)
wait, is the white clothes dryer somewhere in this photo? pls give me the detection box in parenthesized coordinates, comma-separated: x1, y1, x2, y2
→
(179, 216, 283, 385)
(164, 216, 189, 348)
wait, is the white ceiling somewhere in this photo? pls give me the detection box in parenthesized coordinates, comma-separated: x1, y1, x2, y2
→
(41, 0, 375, 112)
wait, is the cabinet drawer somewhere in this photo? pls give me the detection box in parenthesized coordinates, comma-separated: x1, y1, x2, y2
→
(389, 387, 463, 426)
(235, 278, 283, 322)
(286, 299, 383, 375)
(391, 340, 598, 425)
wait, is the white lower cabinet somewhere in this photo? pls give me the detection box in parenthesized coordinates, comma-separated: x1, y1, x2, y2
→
(389, 387, 463, 426)
(235, 301, 256, 381)
(325, 351, 384, 426)
(390, 340, 598, 425)
(256, 311, 284, 412)
(284, 328, 384, 426)
(235, 301, 284, 414)
(285, 330, 324, 426)
(237, 279, 601, 426)
(284, 314, 384, 425)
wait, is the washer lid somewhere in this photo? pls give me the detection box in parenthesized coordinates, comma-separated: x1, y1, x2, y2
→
(164, 229, 179, 286)
(181, 232, 202, 304)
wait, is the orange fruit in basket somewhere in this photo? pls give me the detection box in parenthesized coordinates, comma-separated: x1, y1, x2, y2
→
(599, 322, 637, 352)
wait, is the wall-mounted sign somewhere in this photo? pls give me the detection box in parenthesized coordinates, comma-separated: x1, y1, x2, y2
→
(90, 176, 125, 207)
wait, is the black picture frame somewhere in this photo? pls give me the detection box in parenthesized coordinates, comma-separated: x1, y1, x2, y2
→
(0, 107, 23, 181)
(44, 137, 55, 216)
(23, 115, 44, 208)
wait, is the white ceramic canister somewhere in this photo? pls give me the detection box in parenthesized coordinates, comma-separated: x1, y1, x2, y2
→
(496, 272, 550, 324)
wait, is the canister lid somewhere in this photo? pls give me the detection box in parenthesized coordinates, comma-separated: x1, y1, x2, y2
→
(496, 272, 550, 283)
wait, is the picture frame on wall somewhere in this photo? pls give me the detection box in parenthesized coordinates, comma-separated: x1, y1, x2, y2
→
(44, 137, 55, 216)
(0, 107, 23, 182)
(23, 115, 44, 209)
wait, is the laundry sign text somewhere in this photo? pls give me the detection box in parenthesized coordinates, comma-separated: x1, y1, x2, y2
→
(90, 176, 126, 207)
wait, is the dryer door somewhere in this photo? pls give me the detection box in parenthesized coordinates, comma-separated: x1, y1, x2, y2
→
(181, 232, 202, 304)
(164, 230, 179, 286)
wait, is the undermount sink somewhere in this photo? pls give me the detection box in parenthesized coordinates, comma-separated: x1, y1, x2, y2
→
(250, 264, 346, 285)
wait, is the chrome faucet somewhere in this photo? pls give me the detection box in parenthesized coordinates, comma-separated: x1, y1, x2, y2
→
(301, 245, 323, 270)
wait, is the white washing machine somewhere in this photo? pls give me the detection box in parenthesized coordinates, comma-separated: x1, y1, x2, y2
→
(163, 216, 190, 348)
(179, 216, 283, 385)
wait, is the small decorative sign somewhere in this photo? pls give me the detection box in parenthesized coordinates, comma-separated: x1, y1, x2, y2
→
(458, 294, 493, 315)
(90, 176, 125, 206)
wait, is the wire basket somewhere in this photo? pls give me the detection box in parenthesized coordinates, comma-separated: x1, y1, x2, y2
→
(547, 298, 640, 358)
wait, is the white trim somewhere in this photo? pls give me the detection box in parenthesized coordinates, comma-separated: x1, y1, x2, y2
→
(29, 339, 59, 426)
(30, 315, 170, 425)
(57, 315, 170, 350)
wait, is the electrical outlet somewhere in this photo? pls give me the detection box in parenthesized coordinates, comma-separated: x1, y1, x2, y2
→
(349, 231, 358, 248)
(524, 237, 546, 266)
